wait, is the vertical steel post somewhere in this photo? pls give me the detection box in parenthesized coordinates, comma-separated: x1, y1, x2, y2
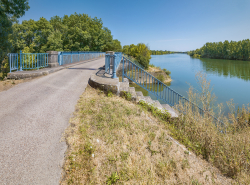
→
(112, 55, 117, 78)
(9, 54, 11, 73)
(20, 50, 23, 71)
(122, 57, 124, 82)
(71, 51, 72, 63)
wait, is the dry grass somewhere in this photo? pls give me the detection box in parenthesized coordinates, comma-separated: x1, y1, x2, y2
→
(0, 78, 35, 92)
(172, 72, 250, 184)
(61, 85, 233, 184)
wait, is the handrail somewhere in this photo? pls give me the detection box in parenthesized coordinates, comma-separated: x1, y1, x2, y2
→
(105, 52, 122, 78)
(58, 51, 105, 65)
(121, 56, 224, 127)
(8, 51, 48, 72)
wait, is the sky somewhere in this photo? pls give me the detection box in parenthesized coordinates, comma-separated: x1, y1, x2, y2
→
(18, 0, 250, 51)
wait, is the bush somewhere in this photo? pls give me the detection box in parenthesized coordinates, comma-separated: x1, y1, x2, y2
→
(156, 74, 165, 82)
(136, 55, 149, 69)
(163, 68, 171, 75)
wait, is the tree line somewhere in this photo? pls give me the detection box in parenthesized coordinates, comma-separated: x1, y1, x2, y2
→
(9, 14, 122, 53)
(188, 39, 250, 61)
(150, 50, 173, 55)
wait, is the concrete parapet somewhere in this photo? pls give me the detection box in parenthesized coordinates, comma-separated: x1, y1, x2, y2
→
(7, 66, 64, 79)
(46, 51, 59, 68)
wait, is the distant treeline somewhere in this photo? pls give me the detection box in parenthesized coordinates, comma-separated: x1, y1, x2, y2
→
(150, 50, 173, 55)
(188, 39, 250, 61)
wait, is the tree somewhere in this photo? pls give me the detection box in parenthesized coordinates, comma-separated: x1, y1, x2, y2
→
(122, 43, 151, 69)
(0, 0, 29, 63)
(9, 13, 121, 53)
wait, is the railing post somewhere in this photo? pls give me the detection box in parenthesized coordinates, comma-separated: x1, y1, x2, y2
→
(71, 51, 72, 63)
(122, 57, 124, 82)
(20, 50, 23, 71)
(112, 54, 117, 78)
(8, 54, 11, 73)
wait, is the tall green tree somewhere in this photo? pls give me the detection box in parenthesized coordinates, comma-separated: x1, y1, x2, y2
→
(0, 0, 29, 66)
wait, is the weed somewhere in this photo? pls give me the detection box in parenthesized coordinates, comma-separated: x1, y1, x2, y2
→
(106, 172, 119, 185)
(149, 132, 156, 141)
(120, 152, 129, 161)
(122, 91, 132, 101)
(184, 150, 189, 155)
(191, 179, 202, 185)
(107, 90, 113, 97)
(181, 159, 190, 169)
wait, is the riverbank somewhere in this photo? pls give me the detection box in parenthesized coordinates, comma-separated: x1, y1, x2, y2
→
(61, 85, 233, 184)
(147, 65, 172, 83)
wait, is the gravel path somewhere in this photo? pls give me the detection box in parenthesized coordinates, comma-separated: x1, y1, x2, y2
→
(0, 58, 104, 184)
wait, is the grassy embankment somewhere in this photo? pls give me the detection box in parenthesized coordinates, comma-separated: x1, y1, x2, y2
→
(61, 84, 250, 184)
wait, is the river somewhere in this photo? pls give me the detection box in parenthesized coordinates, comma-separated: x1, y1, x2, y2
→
(131, 54, 250, 114)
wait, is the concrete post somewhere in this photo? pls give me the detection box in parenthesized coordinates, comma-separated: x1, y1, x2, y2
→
(46, 51, 59, 68)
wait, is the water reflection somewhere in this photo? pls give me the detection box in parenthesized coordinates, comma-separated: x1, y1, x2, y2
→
(199, 58, 250, 81)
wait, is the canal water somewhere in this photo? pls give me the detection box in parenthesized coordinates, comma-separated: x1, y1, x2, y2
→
(131, 54, 250, 114)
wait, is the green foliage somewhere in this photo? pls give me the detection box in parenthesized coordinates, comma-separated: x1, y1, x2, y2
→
(0, 0, 29, 72)
(106, 172, 119, 185)
(139, 100, 171, 121)
(162, 68, 171, 75)
(136, 54, 150, 69)
(151, 50, 173, 55)
(8, 13, 121, 53)
(122, 43, 151, 69)
(107, 90, 113, 97)
(122, 91, 132, 101)
(188, 39, 250, 61)
(156, 74, 165, 82)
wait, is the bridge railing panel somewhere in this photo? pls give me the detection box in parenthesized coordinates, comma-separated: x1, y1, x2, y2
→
(58, 51, 105, 65)
(121, 56, 223, 128)
(8, 51, 48, 72)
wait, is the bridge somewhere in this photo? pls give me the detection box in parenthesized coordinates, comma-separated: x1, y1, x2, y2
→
(1, 50, 220, 184)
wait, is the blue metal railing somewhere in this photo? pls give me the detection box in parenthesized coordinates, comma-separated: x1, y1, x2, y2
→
(8, 51, 48, 72)
(8, 53, 19, 73)
(121, 56, 223, 126)
(105, 52, 122, 78)
(58, 51, 105, 65)
(21, 52, 48, 70)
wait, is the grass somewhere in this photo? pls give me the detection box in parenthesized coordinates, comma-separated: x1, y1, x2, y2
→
(61, 85, 233, 184)
(171, 72, 250, 184)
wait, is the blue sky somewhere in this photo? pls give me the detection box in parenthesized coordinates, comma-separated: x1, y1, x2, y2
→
(19, 0, 250, 51)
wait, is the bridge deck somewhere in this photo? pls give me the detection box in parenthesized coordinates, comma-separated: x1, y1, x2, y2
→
(0, 58, 105, 184)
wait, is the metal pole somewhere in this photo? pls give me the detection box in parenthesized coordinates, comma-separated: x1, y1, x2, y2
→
(112, 55, 117, 78)
(122, 57, 124, 82)
(20, 50, 23, 71)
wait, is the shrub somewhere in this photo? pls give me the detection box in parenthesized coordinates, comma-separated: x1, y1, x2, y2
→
(163, 68, 171, 75)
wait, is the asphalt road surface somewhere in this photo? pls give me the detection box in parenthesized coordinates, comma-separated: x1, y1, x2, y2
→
(0, 58, 104, 184)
